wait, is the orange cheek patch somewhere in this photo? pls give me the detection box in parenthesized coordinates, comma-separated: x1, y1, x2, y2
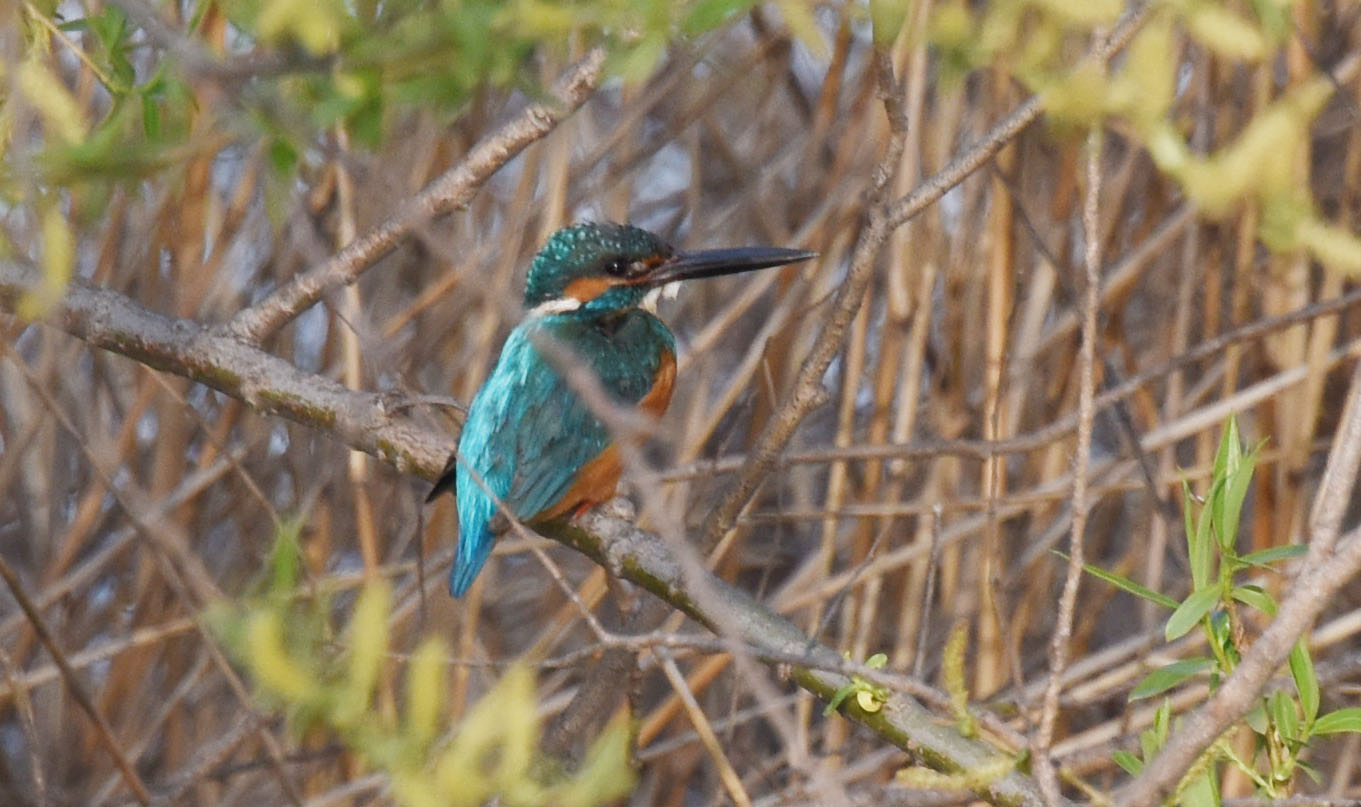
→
(564, 276, 620, 303)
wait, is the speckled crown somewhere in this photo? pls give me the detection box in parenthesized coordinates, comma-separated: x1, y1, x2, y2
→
(523, 222, 673, 306)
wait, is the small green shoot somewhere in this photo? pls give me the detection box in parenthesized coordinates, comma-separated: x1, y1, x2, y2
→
(824, 652, 890, 715)
(1077, 416, 1360, 804)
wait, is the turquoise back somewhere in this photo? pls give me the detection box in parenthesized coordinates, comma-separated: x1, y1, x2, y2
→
(450, 308, 675, 596)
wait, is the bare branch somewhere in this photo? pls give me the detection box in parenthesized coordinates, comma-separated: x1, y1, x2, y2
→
(539, 509, 1062, 807)
(699, 7, 1150, 547)
(1034, 127, 1103, 806)
(1, 262, 450, 478)
(226, 48, 606, 343)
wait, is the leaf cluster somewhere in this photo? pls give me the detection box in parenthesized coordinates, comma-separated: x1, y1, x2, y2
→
(1079, 416, 1361, 804)
(208, 523, 635, 807)
(929, 0, 1361, 276)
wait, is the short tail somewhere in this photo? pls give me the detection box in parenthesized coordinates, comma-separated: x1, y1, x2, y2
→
(449, 525, 496, 598)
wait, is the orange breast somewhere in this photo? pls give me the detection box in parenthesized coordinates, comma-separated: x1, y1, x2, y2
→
(639, 349, 676, 418)
(534, 349, 676, 522)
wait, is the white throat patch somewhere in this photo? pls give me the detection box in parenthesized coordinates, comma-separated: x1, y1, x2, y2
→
(641, 281, 680, 313)
(528, 297, 583, 317)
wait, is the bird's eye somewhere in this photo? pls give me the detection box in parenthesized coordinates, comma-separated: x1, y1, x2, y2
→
(605, 258, 630, 276)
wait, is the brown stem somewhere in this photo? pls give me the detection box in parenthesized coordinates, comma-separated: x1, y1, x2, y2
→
(225, 48, 606, 344)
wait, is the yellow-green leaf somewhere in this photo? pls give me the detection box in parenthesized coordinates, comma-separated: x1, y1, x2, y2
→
(18, 59, 88, 143)
(776, 0, 829, 60)
(1165, 584, 1221, 641)
(1296, 217, 1361, 275)
(1130, 658, 1214, 700)
(20, 202, 74, 319)
(337, 580, 390, 727)
(1186, 4, 1268, 62)
(256, 0, 345, 55)
(404, 637, 445, 752)
(245, 611, 316, 703)
(1313, 708, 1361, 735)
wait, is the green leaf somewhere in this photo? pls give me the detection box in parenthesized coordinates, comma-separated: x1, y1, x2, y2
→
(268, 517, 305, 596)
(1239, 544, 1307, 568)
(1141, 700, 1171, 758)
(141, 92, 162, 140)
(1290, 640, 1319, 726)
(1219, 440, 1257, 554)
(1165, 585, 1222, 641)
(1186, 477, 1218, 590)
(1248, 0, 1291, 39)
(1313, 708, 1361, 735)
(1061, 554, 1179, 609)
(1182, 479, 1197, 565)
(1130, 658, 1214, 700)
(682, 0, 750, 36)
(1181, 769, 1220, 807)
(1230, 584, 1277, 616)
(1112, 749, 1143, 775)
(1271, 689, 1299, 744)
(1296, 758, 1322, 785)
(268, 138, 299, 176)
(1212, 416, 1244, 551)
(1245, 702, 1268, 734)
(824, 682, 856, 716)
(870, 0, 911, 46)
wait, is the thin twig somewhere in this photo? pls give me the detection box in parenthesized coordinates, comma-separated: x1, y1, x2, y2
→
(1034, 128, 1103, 806)
(656, 647, 756, 807)
(0, 554, 152, 804)
(700, 8, 1150, 546)
(226, 49, 605, 343)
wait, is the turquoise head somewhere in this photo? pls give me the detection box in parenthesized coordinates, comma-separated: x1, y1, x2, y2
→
(523, 222, 819, 316)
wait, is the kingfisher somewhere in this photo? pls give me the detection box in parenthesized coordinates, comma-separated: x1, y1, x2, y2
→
(427, 222, 815, 597)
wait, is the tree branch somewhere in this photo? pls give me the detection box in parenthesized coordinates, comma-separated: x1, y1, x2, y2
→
(541, 510, 1060, 807)
(225, 47, 606, 344)
(1, 263, 450, 479)
(1, 265, 1059, 807)
(1115, 362, 1361, 806)
(699, 7, 1149, 547)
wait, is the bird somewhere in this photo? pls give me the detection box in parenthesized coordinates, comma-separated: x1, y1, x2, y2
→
(427, 222, 816, 597)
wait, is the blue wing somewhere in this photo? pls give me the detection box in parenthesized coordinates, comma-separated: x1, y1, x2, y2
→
(448, 313, 672, 597)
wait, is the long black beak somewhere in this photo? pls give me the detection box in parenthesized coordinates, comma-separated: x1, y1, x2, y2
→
(646, 246, 817, 287)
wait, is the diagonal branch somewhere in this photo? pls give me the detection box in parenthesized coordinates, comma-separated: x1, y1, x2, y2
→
(699, 7, 1149, 547)
(2, 262, 451, 478)
(542, 510, 1060, 807)
(1, 263, 1058, 807)
(225, 48, 606, 344)
(1115, 362, 1361, 807)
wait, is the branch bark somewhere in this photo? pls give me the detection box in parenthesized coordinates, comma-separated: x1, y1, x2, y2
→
(1, 263, 1058, 807)
(225, 47, 606, 344)
(2, 262, 450, 479)
(542, 510, 1060, 807)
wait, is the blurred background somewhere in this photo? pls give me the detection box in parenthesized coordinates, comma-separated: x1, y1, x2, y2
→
(3, 0, 1361, 804)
